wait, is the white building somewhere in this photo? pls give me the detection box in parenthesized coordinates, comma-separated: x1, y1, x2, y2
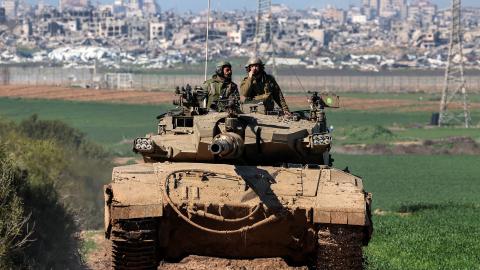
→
(228, 29, 245, 44)
(352, 15, 368, 24)
(148, 21, 166, 40)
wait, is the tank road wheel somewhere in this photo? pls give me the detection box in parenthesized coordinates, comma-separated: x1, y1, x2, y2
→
(110, 218, 159, 270)
(315, 225, 364, 270)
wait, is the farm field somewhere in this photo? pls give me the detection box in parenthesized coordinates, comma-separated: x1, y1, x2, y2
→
(335, 154, 480, 270)
(0, 97, 171, 155)
(1, 92, 479, 153)
(1, 88, 479, 269)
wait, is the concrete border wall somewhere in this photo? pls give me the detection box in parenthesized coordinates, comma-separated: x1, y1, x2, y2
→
(1, 66, 479, 93)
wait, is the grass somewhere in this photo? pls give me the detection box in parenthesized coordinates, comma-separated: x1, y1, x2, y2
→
(328, 110, 431, 127)
(334, 155, 480, 210)
(333, 154, 480, 270)
(80, 230, 100, 261)
(396, 127, 480, 141)
(366, 204, 480, 270)
(334, 124, 480, 145)
(327, 109, 480, 144)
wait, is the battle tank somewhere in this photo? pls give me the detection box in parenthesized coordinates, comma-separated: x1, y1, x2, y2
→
(104, 85, 373, 270)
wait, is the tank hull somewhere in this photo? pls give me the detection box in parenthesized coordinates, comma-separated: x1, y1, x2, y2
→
(105, 162, 372, 269)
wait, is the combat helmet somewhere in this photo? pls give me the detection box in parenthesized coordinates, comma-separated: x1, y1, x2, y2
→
(215, 61, 232, 77)
(245, 57, 264, 68)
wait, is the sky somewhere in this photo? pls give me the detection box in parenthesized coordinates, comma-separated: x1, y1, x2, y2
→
(37, 0, 480, 12)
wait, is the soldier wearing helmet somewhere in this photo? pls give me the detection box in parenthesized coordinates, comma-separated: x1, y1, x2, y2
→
(240, 57, 290, 114)
(203, 61, 239, 112)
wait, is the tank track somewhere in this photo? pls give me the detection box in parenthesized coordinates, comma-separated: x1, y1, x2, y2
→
(316, 225, 364, 270)
(110, 218, 159, 270)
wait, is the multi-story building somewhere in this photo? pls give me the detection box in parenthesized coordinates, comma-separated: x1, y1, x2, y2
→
(322, 6, 346, 24)
(2, 0, 18, 19)
(99, 17, 127, 37)
(0, 0, 479, 70)
(238, 19, 256, 40)
(407, 0, 437, 28)
(227, 29, 245, 44)
(148, 21, 166, 40)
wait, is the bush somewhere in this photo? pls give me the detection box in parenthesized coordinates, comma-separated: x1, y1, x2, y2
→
(14, 115, 113, 228)
(338, 125, 397, 144)
(19, 114, 110, 159)
(0, 149, 32, 268)
(0, 115, 114, 268)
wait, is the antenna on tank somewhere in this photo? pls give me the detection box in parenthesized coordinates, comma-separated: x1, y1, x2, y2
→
(204, 0, 211, 81)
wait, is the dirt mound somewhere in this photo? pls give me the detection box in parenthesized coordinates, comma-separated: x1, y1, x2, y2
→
(335, 136, 480, 155)
(159, 256, 307, 270)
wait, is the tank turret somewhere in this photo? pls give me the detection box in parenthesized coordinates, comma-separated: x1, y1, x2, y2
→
(133, 88, 339, 166)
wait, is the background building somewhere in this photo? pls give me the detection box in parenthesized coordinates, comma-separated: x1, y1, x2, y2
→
(2, 0, 18, 19)
(60, 0, 90, 11)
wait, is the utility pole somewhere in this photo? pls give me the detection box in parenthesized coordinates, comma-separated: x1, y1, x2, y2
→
(254, 0, 276, 76)
(439, 0, 471, 128)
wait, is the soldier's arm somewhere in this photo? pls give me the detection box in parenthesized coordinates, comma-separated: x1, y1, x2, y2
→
(240, 77, 254, 97)
(203, 80, 215, 108)
(202, 80, 212, 95)
(270, 77, 290, 112)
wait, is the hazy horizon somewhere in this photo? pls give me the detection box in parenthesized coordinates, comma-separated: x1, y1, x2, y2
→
(35, 0, 480, 12)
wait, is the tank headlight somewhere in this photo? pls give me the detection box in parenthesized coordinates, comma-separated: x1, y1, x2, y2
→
(134, 137, 155, 153)
(311, 134, 332, 146)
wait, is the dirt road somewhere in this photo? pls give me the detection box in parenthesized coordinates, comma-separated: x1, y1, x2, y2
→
(3, 84, 476, 112)
(0, 85, 175, 104)
(83, 231, 307, 270)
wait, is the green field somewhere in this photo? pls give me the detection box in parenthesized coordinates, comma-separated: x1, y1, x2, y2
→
(335, 154, 480, 270)
(0, 98, 172, 155)
(1, 96, 479, 269)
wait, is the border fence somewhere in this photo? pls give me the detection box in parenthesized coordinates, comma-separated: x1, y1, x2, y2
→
(1, 66, 480, 93)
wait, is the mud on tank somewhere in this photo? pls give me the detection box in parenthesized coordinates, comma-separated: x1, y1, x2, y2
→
(104, 85, 373, 270)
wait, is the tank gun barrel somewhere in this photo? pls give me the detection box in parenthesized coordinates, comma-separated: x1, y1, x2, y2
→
(209, 132, 244, 159)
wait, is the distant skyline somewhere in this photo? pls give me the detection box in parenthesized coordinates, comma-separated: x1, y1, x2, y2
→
(34, 0, 480, 11)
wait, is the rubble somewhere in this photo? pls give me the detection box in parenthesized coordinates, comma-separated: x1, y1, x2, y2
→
(0, 2, 479, 71)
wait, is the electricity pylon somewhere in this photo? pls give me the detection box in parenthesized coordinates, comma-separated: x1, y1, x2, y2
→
(439, 0, 471, 128)
(254, 0, 272, 53)
(254, 0, 276, 75)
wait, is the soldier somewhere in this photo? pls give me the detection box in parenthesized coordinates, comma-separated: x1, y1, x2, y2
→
(240, 58, 290, 114)
(203, 61, 239, 112)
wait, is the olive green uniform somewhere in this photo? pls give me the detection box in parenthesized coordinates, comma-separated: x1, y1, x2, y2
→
(203, 74, 239, 111)
(240, 72, 289, 112)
